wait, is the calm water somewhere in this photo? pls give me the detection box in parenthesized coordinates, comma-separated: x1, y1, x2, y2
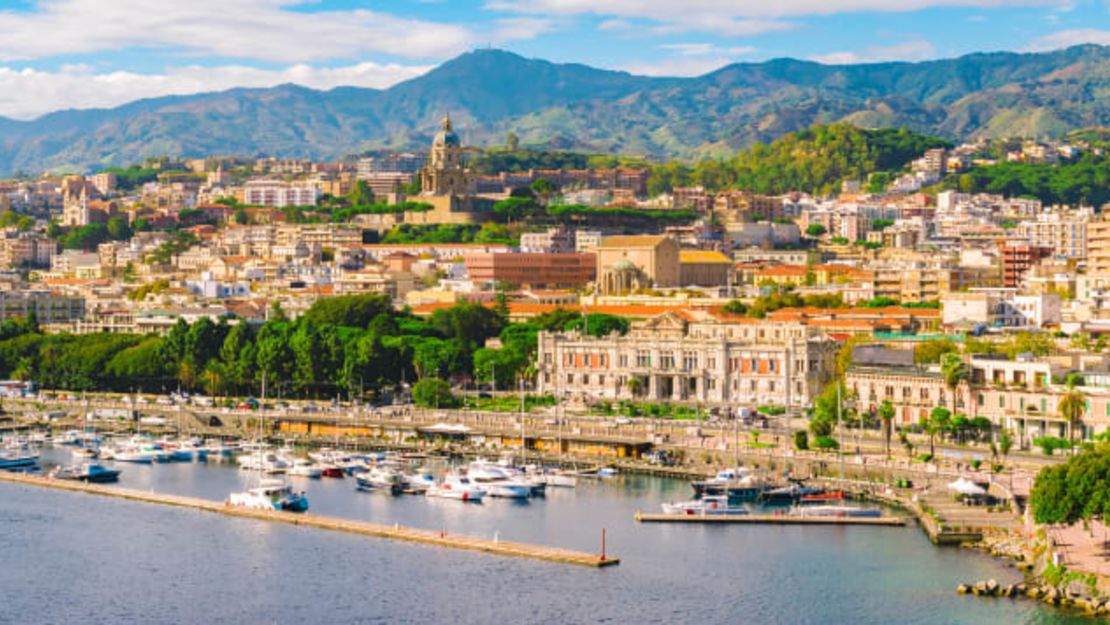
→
(0, 449, 1095, 625)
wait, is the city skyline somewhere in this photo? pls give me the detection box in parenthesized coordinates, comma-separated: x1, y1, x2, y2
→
(0, 0, 1107, 119)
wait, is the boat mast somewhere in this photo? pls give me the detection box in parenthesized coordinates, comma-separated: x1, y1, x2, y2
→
(519, 376, 526, 467)
(837, 381, 844, 488)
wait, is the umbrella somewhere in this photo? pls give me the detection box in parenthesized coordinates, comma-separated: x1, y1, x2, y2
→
(947, 477, 987, 496)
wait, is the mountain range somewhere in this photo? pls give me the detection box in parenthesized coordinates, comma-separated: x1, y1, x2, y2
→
(6, 44, 1110, 175)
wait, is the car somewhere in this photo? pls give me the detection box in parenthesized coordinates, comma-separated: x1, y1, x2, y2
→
(156, 397, 173, 406)
(614, 417, 632, 425)
(478, 392, 492, 399)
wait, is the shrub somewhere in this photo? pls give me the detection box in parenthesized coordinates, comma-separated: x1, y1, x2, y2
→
(793, 430, 809, 451)
(814, 435, 839, 450)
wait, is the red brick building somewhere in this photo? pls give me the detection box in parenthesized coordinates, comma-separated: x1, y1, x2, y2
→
(464, 252, 596, 288)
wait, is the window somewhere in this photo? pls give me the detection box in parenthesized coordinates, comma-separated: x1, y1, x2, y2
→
(999, 396, 1004, 408)
(977, 393, 984, 406)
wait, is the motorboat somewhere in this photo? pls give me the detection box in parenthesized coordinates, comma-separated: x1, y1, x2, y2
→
(467, 462, 532, 499)
(538, 469, 578, 488)
(50, 463, 121, 483)
(227, 479, 308, 512)
(287, 459, 322, 478)
(789, 504, 882, 519)
(0, 448, 39, 470)
(236, 451, 289, 474)
(426, 474, 486, 502)
(691, 467, 768, 502)
(319, 465, 345, 478)
(71, 446, 99, 460)
(404, 470, 436, 494)
(761, 480, 824, 504)
(101, 445, 156, 464)
(661, 495, 749, 516)
(596, 467, 618, 478)
(356, 465, 404, 494)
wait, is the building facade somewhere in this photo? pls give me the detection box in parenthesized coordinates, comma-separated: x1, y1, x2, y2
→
(535, 312, 838, 407)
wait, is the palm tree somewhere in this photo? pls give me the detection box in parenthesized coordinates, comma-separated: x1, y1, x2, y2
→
(925, 407, 951, 459)
(878, 399, 895, 458)
(941, 353, 970, 414)
(1058, 380, 1087, 445)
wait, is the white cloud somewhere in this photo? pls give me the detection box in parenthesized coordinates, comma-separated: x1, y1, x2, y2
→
(660, 43, 756, 56)
(0, 62, 433, 120)
(0, 0, 477, 62)
(487, 0, 1068, 36)
(597, 18, 633, 31)
(1026, 28, 1110, 51)
(809, 38, 937, 64)
(490, 17, 559, 41)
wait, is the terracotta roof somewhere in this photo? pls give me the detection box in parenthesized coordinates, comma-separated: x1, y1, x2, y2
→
(597, 235, 670, 249)
(679, 250, 732, 264)
(410, 302, 692, 318)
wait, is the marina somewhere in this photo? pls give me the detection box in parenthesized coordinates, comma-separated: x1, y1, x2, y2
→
(0, 468, 618, 568)
(0, 436, 1090, 624)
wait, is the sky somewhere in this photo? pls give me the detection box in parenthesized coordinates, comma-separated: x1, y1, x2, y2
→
(0, 0, 1107, 120)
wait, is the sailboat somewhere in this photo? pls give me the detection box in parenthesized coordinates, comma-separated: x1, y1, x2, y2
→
(227, 373, 308, 512)
(789, 383, 880, 518)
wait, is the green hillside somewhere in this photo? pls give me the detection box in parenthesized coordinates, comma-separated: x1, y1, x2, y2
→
(4, 45, 1110, 174)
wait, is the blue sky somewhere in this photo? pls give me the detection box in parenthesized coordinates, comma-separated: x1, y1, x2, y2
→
(0, 0, 1105, 119)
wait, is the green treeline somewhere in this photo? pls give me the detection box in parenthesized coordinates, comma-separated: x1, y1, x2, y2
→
(0, 296, 630, 398)
(648, 123, 950, 196)
(948, 154, 1110, 206)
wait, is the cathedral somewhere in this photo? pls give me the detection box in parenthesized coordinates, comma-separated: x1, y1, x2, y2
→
(420, 112, 474, 196)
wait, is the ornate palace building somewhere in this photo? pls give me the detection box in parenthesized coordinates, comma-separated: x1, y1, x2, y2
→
(535, 310, 838, 408)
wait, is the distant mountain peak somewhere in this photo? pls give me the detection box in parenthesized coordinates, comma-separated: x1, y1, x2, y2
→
(1, 45, 1110, 174)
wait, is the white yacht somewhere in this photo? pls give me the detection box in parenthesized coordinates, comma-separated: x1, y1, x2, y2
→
(789, 504, 883, 519)
(661, 495, 749, 515)
(227, 479, 308, 512)
(467, 462, 532, 499)
(288, 459, 322, 478)
(426, 474, 486, 502)
(236, 451, 289, 474)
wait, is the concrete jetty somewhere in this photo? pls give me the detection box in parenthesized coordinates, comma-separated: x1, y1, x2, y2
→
(0, 471, 618, 568)
(634, 511, 906, 526)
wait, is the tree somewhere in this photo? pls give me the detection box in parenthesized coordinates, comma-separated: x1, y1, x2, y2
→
(878, 400, 895, 458)
(564, 313, 629, 337)
(805, 224, 827, 237)
(234, 207, 248, 225)
(925, 407, 951, 458)
(413, 378, 458, 409)
(1030, 446, 1110, 525)
(998, 429, 1014, 465)
(106, 215, 132, 241)
(505, 131, 520, 151)
(303, 294, 391, 327)
(346, 179, 375, 207)
(530, 177, 557, 200)
(1058, 380, 1087, 444)
(914, 338, 958, 365)
(940, 353, 969, 413)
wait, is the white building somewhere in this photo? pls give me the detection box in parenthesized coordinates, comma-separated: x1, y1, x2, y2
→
(242, 180, 319, 208)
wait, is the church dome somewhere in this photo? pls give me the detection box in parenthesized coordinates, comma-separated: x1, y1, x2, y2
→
(433, 112, 460, 147)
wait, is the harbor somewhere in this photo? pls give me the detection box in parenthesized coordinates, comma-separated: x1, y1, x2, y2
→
(0, 469, 618, 568)
(2, 436, 1071, 625)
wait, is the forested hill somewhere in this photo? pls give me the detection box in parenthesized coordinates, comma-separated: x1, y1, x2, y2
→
(5, 44, 1110, 174)
(647, 124, 951, 196)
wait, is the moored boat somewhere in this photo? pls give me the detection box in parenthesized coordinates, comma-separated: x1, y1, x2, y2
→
(50, 462, 121, 483)
(426, 474, 485, 502)
(227, 479, 308, 512)
(661, 495, 749, 516)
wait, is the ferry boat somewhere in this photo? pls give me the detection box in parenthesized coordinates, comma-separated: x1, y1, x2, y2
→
(227, 479, 308, 512)
(50, 462, 121, 483)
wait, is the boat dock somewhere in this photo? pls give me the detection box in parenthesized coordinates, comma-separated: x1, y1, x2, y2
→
(0, 471, 618, 568)
(634, 511, 906, 526)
